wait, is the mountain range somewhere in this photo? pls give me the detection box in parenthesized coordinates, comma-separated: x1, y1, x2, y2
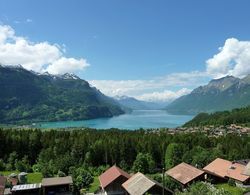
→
(0, 65, 124, 124)
(114, 95, 167, 110)
(166, 74, 250, 115)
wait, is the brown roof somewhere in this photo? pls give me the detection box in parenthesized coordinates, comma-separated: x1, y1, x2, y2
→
(122, 172, 155, 195)
(99, 165, 130, 189)
(42, 176, 73, 187)
(203, 158, 250, 182)
(166, 162, 204, 185)
(122, 172, 172, 195)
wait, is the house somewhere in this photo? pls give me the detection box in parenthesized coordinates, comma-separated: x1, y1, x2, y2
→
(0, 176, 6, 195)
(41, 176, 73, 195)
(99, 165, 131, 195)
(166, 162, 205, 188)
(11, 183, 41, 195)
(242, 161, 250, 176)
(203, 158, 250, 185)
(8, 173, 18, 186)
(122, 172, 173, 195)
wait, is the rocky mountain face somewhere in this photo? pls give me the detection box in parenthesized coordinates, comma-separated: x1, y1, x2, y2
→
(166, 75, 250, 115)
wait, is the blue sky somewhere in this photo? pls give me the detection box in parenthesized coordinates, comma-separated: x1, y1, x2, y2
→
(1, 0, 250, 101)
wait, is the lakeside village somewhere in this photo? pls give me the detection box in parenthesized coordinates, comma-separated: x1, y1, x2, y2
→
(165, 124, 250, 137)
(0, 157, 250, 194)
(13, 123, 250, 137)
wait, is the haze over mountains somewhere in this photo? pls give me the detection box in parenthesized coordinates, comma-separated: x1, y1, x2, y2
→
(114, 95, 167, 110)
(0, 65, 124, 124)
(166, 74, 250, 115)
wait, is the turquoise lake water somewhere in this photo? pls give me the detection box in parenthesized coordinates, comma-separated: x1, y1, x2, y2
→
(36, 110, 194, 130)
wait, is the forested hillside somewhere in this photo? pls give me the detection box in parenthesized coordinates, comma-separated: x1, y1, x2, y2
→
(0, 128, 249, 178)
(184, 106, 250, 127)
(0, 65, 124, 124)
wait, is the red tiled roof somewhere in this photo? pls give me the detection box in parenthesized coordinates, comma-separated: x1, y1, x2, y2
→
(203, 158, 250, 182)
(99, 165, 130, 189)
(166, 162, 204, 185)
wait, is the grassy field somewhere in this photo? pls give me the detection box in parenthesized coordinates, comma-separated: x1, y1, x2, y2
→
(0, 171, 43, 183)
(87, 176, 100, 193)
(216, 183, 249, 195)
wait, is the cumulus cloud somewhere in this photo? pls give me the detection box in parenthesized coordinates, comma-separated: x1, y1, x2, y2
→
(90, 71, 208, 102)
(0, 24, 89, 74)
(46, 57, 89, 74)
(206, 38, 250, 78)
(135, 88, 191, 102)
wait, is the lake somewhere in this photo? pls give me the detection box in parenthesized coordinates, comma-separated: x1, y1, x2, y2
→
(36, 110, 194, 130)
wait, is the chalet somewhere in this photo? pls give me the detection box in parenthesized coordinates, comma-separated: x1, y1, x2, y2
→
(243, 161, 250, 176)
(0, 176, 6, 195)
(99, 165, 130, 195)
(166, 162, 205, 188)
(203, 158, 250, 185)
(11, 183, 41, 195)
(41, 176, 73, 195)
(122, 172, 173, 195)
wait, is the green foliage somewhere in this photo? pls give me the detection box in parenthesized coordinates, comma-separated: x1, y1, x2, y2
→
(0, 66, 124, 124)
(216, 183, 247, 195)
(165, 143, 185, 169)
(132, 153, 155, 174)
(184, 106, 250, 127)
(57, 170, 66, 177)
(0, 159, 5, 171)
(15, 156, 32, 172)
(0, 128, 250, 182)
(32, 164, 42, 173)
(153, 174, 182, 192)
(227, 179, 236, 187)
(7, 152, 18, 171)
(71, 167, 94, 190)
(176, 182, 231, 195)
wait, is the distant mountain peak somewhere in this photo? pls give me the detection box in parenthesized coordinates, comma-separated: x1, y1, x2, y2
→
(114, 95, 133, 100)
(166, 74, 250, 115)
(0, 64, 24, 69)
(61, 73, 80, 80)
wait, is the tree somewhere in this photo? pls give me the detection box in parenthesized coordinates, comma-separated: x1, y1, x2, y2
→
(71, 167, 94, 191)
(15, 156, 32, 172)
(132, 153, 155, 174)
(7, 151, 18, 170)
(165, 143, 185, 169)
(176, 182, 231, 195)
(0, 159, 5, 171)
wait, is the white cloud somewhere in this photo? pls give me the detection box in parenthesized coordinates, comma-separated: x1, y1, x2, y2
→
(135, 88, 191, 102)
(46, 57, 89, 74)
(206, 38, 250, 78)
(90, 71, 208, 102)
(0, 24, 89, 74)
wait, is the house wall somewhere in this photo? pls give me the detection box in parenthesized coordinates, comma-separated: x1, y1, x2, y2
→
(12, 189, 41, 195)
(43, 184, 72, 195)
(104, 176, 128, 195)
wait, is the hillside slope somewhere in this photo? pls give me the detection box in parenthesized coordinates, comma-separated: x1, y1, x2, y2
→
(166, 75, 250, 115)
(0, 65, 124, 124)
(184, 106, 250, 127)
